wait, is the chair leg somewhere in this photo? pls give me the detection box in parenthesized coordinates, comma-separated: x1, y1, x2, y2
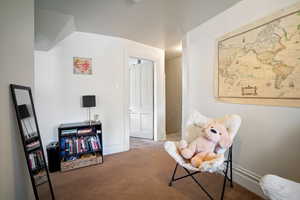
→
(220, 157, 229, 200)
(169, 163, 178, 186)
(182, 167, 214, 200)
(221, 146, 233, 200)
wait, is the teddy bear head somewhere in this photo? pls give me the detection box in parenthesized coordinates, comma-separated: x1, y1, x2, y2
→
(203, 121, 232, 148)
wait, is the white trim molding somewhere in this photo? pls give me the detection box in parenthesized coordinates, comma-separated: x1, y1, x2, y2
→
(103, 144, 125, 155)
(232, 163, 266, 199)
(123, 40, 166, 150)
(181, 36, 190, 139)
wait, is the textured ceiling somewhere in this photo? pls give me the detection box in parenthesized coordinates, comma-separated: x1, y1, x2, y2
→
(35, 0, 241, 58)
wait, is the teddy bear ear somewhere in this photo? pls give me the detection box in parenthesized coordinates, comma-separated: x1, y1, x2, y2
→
(202, 120, 211, 128)
(219, 131, 232, 149)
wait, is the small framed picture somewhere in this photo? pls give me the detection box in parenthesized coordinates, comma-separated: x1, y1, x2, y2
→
(73, 57, 92, 75)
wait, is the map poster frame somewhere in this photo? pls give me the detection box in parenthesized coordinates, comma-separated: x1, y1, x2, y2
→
(214, 2, 300, 107)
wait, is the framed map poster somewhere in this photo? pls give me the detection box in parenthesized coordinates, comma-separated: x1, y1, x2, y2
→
(215, 2, 300, 107)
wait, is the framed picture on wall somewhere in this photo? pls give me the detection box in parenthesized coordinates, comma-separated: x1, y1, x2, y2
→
(73, 57, 92, 75)
(214, 2, 300, 107)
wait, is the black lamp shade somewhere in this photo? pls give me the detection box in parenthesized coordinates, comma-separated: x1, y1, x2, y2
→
(82, 95, 96, 107)
(18, 104, 30, 119)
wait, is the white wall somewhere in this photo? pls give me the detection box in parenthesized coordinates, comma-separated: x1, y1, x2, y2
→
(35, 32, 165, 154)
(165, 56, 182, 134)
(0, 0, 35, 199)
(183, 0, 300, 197)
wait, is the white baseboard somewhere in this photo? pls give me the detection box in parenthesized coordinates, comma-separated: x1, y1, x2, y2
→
(103, 144, 126, 155)
(157, 132, 166, 141)
(232, 164, 266, 199)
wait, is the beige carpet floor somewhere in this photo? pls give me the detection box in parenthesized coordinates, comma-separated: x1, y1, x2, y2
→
(50, 143, 263, 200)
(130, 137, 163, 149)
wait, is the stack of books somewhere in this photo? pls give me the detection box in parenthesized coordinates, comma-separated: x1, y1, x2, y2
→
(28, 150, 45, 172)
(61, 128, 95, 136)
(26, 141, 40, 151)
(60, 136, 101, 161)
(25, 132, 38, 141)
(61, 129, 77, 136)
(78, 128, 93, 135)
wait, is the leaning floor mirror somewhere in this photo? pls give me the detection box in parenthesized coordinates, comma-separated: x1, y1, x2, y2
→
(10, 84, 55, 200)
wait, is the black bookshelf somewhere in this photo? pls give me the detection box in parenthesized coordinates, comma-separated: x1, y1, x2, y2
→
(58, 121, 103, 171)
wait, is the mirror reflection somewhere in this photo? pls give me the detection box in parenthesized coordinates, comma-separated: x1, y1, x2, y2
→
(37, 182, 53, 200)
(12, 86, 55, 200)
(15, 89, 38, 140)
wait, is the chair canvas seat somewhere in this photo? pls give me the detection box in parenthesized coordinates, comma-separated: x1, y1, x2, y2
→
(164, 141, 225, 172)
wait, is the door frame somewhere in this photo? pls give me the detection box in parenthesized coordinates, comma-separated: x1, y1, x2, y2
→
(128, 57, 154, 140)
(123, 48, 165, 151)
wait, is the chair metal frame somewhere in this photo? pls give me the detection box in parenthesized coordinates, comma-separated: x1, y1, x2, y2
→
(168, 146, 233, 200)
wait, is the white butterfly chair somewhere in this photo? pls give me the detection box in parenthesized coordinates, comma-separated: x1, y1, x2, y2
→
(164, 112, 242, 200)
(260, 174, 300, 200)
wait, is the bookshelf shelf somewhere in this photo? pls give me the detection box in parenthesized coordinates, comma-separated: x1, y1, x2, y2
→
(77, 132, 99, 137)
(32, 166, 46, 175)
(27, 145, 41, 153)
(60, 133, 77, 137)
(61, 132, 100, 138)
(64, 149, 101, 158)
(58, 121, 103, 172)
(25, 135, 39, 145)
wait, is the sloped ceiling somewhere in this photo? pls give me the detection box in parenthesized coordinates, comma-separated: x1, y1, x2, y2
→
(35, 0, 241, 58)
(35, 9, 76, 50)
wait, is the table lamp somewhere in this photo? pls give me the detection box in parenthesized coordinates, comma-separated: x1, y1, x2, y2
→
(82, 95, 96, 125)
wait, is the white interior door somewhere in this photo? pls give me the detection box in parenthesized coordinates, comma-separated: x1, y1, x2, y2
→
(129, 58, 154, 139)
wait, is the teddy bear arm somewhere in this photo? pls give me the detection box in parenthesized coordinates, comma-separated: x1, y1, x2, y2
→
(191, 152, 207, 168)
(180, 141, 197, 159)
(203, 152, 219, 162)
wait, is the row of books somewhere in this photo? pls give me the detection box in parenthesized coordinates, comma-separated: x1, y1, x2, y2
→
(24, 132, 38, 142)
(61, 129, 77, 135)
(29, 150, 45, 172)
(60, 136, 101, 158)
(26, 140, 40, 151)
(78, 128, 93, 135)
(61, 128, 95, 136)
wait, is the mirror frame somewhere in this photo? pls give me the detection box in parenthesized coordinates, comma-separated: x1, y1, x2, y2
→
(10, 84, 55, 200)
